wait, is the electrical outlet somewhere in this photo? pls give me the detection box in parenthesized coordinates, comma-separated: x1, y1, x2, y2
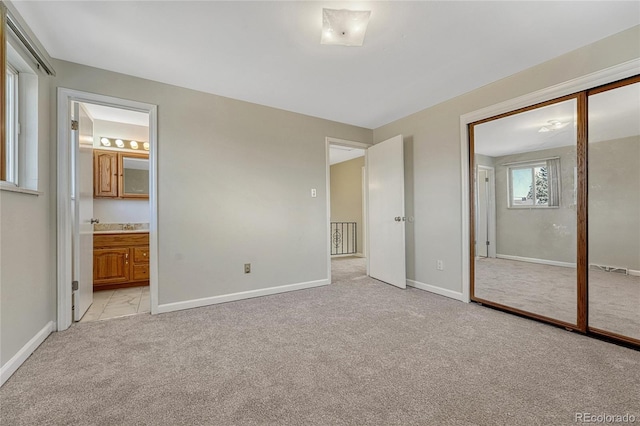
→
(244, 263, 251, 274)
(311, 188, 317, 198)
(436, 260, 444, 271)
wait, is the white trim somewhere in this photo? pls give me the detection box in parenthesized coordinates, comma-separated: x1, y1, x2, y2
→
(56, 88, 159, 330)
(629, 269, 640, 277)
(157, 279, 329, 314)
(0, 182, 41, 196)
(330, 253, 365, 258)
(0, 321, 54, 387)
(407, 280, 466, 303)
(460, 58, 640, 305)
(496, 254, 576, 269)
(325, 137, 371, 284)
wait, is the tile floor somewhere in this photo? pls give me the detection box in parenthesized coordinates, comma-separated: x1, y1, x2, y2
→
(80, 286, 150, 322)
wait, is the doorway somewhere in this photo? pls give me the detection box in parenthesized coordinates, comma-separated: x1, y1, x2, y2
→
(326, 138, 368, 282)
(73, 101, 152, 322)
(57, 88, 158, 331)
(475, 165, 495, 259)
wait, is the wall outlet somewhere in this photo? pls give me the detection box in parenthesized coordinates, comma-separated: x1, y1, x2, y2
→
(436, 260, 444, 271)
(244, 263, 251, 274)
(311, 188, 317, 198)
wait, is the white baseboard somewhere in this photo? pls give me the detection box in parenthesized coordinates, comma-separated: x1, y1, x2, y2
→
(629, 269, 640, 277)
(157, 279, 330, 314)
(1, 321, 54, 387)
(407, 279, 466, 302)
(496, 254, 576, 269)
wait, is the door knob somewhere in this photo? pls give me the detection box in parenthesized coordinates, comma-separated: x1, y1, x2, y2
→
(394, 216, 401, 222)
(90, 218, 100, 224)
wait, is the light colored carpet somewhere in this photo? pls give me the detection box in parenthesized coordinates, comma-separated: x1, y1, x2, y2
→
(475, 257, 640, 339)
(1, 256, 639, 425)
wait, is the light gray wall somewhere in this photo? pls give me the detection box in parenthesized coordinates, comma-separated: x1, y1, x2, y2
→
(50, 60, 373, 305)
(493, 145, 577, 263)
(93, 199, 149, 224)
(373, 25, 640, 294)
(0, 52, 54, 364)
(589, 136, 640, 271)
(330, 157, 365, 254)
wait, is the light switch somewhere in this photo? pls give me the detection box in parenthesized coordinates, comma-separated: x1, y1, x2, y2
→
(311, 188, 317, 198)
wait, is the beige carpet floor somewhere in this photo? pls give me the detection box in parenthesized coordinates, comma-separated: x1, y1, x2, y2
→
(1, 256, 639, 425)
(475, 257, 640, 340)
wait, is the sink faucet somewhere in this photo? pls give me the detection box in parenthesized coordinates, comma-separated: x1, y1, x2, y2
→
(124, 223, 135, 230)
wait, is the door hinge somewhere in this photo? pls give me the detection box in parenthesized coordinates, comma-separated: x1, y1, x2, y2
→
(72, 280, 79, 291)
(486, 241, 490, 246)
(485, 177, 489, 182)
(71, 120, 79, 131)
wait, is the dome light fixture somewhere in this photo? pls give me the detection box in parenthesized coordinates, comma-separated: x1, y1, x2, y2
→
(321, 8, 371, 47)
(538, 120, 569, 133)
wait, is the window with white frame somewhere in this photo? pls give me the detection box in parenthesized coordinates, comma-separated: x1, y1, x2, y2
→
(2, 40, 40, 191)
(5, 62, 19, 184)
(508, 158, 561, 208)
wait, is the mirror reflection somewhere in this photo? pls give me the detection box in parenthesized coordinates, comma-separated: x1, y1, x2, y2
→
(588, 82, 640, 340)
(122, 156, 149, 197)
(473, 99, 578, 325)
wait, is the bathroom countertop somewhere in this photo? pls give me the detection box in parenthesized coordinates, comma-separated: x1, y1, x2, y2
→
(93, 230, 149, 234)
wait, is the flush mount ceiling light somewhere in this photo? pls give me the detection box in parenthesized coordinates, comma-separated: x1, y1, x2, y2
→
(321, 8, 371, 46)
(538, 120, 569, 133)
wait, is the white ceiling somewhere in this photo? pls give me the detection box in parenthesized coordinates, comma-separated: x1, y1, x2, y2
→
(474, 82, 640, 157)
(329, 146, 365, 165)
(81, 103, 149, 127)
(13, 1, 640, 129)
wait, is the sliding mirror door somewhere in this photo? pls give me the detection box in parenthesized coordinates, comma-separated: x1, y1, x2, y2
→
(471, 97, 579, 327)
(588, 79, 640, 343)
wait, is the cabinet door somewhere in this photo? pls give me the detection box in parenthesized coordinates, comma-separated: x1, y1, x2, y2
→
(94, 150, 119, 197)
(93, 248, 130, 285)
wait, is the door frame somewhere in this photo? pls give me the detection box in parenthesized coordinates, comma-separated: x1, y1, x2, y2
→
(325, 137, 371, 282)
(476, 165, 495, 259)
(459, 58, 640, 304)
(56, 87, 159, 331)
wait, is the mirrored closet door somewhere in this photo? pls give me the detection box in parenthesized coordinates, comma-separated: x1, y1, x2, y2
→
(471, 97, 578, 327)
(587, 78, 640, 343)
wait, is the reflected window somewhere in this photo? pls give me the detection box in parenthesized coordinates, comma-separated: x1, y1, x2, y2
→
(508, 158, 560, 208)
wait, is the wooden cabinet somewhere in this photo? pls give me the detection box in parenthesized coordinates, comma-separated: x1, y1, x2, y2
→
(93, 149, 149, 199)
(93, 232, 150, 290)
(94, 150, 119, 197)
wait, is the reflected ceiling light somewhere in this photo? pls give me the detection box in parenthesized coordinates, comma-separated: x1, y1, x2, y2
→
(143, 142, 150, 151)
(538, 120, 569, 133)
(321, 8, 371, 46)
(115, 139, 125, 148)
(100, 137, 111, 147)
(130, 140, 139, 149)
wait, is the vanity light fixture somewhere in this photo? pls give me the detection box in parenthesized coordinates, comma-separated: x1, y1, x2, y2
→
(538, 120, 569, 133)
(321, 8, 371, 46)
(100, 136, 149, 151)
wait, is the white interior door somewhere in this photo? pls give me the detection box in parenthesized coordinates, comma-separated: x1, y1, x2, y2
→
(476, 169, 489, 258)
(73, 103, 94, 321)
(367, 135, 406, 288)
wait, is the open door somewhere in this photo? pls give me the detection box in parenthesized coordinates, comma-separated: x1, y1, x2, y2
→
(368, 135, 406, 288)
(476, 168, 489, 258)
(73, 102, 95, 321)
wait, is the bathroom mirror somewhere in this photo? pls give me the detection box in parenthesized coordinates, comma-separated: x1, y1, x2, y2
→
(120, 153, 149, 198)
